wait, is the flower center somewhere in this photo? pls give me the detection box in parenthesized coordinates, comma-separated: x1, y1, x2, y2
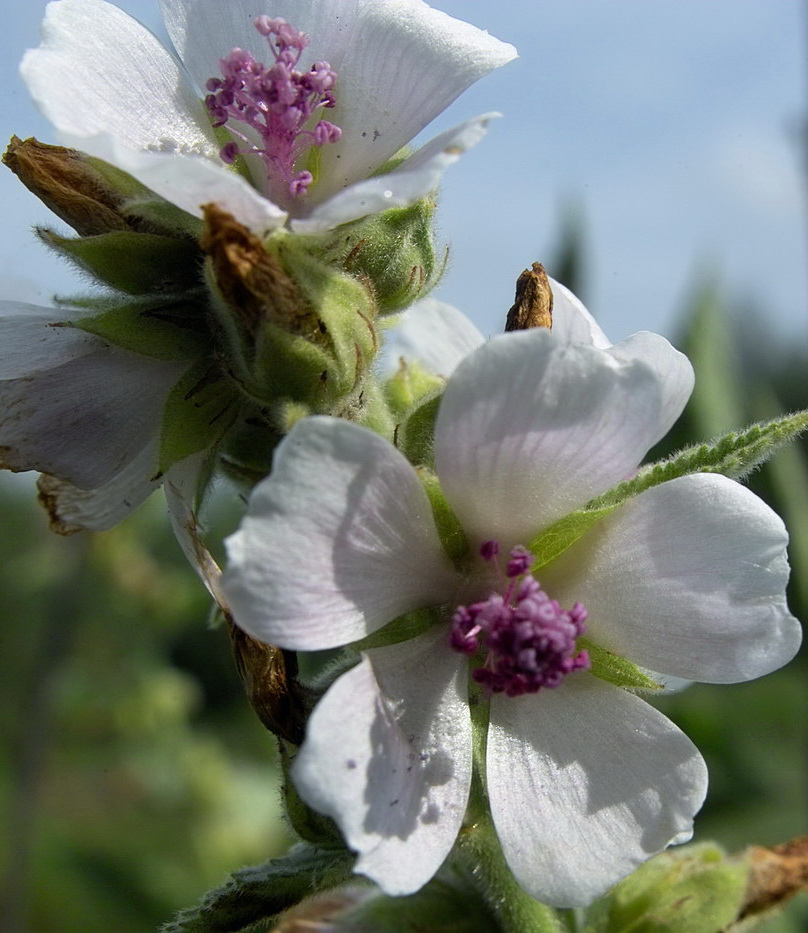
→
(205, 16, 342, 199)
(450, 541, 590, 697)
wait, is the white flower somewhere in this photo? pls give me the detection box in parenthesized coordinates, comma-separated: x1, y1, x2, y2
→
(22, 0, 516, 235)
(222, 311, 801, 906)
(0, 300, 190, 530)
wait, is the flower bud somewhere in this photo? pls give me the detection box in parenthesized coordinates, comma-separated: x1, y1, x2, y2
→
(315, 197, 444, 314)
(201, 205, 380, 421)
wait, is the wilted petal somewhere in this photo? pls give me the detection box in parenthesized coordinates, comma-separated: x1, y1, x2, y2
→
(434, 329, 689, 545)
(292, 627, 472, 895)
(543, 473, 802, 683)
(0, 302, 100, 377)
(223, 417, 458, 651)
(0, 338, 183, 489)
(382, 299, 484, 378)
(292, 114, 496, 234)
(487, 675, 707, 908)
(37, 439, 161, 533)
(22, 0, 216, 158)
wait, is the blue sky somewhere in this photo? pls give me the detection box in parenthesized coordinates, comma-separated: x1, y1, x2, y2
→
(2, 0, 805, 345)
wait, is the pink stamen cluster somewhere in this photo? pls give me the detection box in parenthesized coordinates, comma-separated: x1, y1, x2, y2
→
(205, 16, 341, 198)
(451, 542, 590, 697)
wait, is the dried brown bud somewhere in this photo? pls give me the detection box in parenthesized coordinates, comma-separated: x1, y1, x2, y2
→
(228, 619, 307, 745)
(505, 261, 553, 332)
(736, 836, 808, 923)
(201, 203, 312, 339)
(3, 135, 131, 236)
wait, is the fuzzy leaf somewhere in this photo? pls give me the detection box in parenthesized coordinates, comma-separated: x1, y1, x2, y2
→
(158, 362, 241, 477)
(579, 638, 663, 693)
(591, 411, 808, 511)
(72, 297, 209, 361)
(38, 228, 201, 295)
(161, 844, 353, 933)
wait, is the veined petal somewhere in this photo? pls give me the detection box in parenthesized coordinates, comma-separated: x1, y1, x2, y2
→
(0, 343, 183, 489)
(58, 132, 288, 235)
(434, 329, 685, 546)
(292, 627, 472, 895)
(487, 675, 707, 908)
(37, 439, 162, 533)
(292, 114, 496, 234)
(159, 0, 363, 93)
(543, 473, 802, 683)
(314, 0, 516, 198)
(381, 299, 484, 378)
(549, 278, 611, 349)
(22, 0, 216, 157)
(0, 302, 100, 378)
(222, 417, 458, 651)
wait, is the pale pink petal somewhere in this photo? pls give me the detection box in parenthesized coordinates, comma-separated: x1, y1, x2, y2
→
(549, 278, 611, 348)
(542, 473, 802, 683)
(222, 417, 458, 651)
(487, 676, 707, 908)
(292, 627, 472, 895)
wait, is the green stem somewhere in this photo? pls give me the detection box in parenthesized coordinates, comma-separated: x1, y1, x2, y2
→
(453, 674, 565, 933)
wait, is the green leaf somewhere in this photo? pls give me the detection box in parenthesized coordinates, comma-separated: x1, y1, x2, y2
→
(591, 411, 808, 511)
(583, 843, 749, 933)
(529, 504, 619, 568)
(417, 467, 468, 562)
(72, 296, 209, 361)
(157, 362, 241, 476)
(161, 844, 354, 932)
(38, 228, 201, 295)
(579, 638, 663, 692)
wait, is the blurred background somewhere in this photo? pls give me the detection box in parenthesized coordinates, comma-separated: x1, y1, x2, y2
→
(0, 1, 806, 930)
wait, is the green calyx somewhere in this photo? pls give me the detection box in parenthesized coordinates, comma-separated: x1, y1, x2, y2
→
(201, 205, 381, 425)
(312, 197, 446, 314)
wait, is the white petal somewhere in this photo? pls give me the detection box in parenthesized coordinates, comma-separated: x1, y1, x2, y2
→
(434, 329, 690, 546)
(223, 417, 458, 651)
(0, 302, 100, 378)
(164, 452, 227, 608)
(0, 343, 183, 489)
(313, 0, 516, 198)
(548, 278, 611, 349)
(59, 132, 288, 235)
(543, 473, 802, 683)
(381, 299, 485, 378)
(487, 676, 708, 908)
(22, 0, 216, 157)
(292, 114, 496, 233)
(37, 439, 161, 533)
(292, 627, 472, 895)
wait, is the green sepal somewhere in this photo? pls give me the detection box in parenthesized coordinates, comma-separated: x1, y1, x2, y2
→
(529, 503, 619, 569)
(71, 295, 209, 361)
(38, 228, 201, 295)
(333, 873, 501, 932)
(578, 638, 663, 692)
(384, 355, 445, 418)
(157, 362, 241, 477)
(591, 410, 808, 512)
(417, 467, 469, 562)
(351, 607, 440, 653)
(396, 391, 443, 468)
(121, 197, 205, 239)
(160, 843, 353, 933)
(314, 198, 445, 314)
(583, 842, 750, 933)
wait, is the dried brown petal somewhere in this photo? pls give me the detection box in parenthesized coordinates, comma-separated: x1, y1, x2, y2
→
(505, 261, 553, 332)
